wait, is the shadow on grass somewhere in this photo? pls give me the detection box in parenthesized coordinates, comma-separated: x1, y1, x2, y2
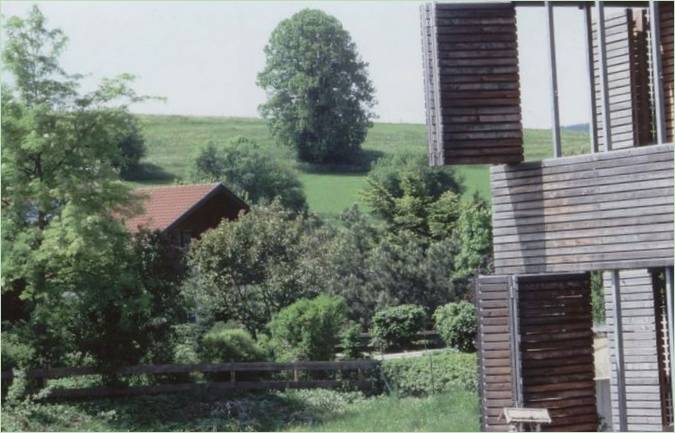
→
(297, 149, 384, 175)
(122, 163, 176, 183)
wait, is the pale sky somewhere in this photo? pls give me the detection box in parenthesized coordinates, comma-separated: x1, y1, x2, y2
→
(2, 1, 601, 128)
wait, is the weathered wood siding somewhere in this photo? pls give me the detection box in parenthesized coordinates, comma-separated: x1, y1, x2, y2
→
(518, 273, 597, 432)
(490, 143, 674, 275)
(661, 2, 674, 142)
(476, 275, 515, 432)
(592, 9, 651, 149)
(603, 269, 663, 431)
(421, 3, 523, 166)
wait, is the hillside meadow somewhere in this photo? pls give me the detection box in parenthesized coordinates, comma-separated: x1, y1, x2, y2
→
(134, 115, 590, 217)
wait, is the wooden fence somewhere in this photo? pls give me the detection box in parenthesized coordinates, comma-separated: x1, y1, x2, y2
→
(1, 360, 380, 400)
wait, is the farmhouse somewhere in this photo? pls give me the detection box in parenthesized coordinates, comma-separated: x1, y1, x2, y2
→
(124, 182, 248, 246)
(421, 1, 673, 431)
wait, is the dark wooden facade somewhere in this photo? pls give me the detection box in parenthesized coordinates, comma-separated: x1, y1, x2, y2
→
(420, 3, 523, 165)
(422, 2, 674, 432)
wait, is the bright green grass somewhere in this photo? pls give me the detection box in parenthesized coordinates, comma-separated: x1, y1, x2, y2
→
(287, 390, 479, 432)
(135, 114, 590, 217)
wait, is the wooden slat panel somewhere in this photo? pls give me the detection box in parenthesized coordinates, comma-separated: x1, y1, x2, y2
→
(421, 3, 523, 166)
(517, 273, 598, 432)
(491, 144, 674, 275)
(661, 2, 675, 142)
(476, 275, 514, 432)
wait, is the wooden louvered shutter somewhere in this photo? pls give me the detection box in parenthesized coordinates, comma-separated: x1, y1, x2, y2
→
(421, 3, 523, 166)
(593, 8, 652, 149)
(660, 2, 674, 142)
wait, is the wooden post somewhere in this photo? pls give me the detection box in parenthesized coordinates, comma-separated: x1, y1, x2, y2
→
(293, 368, 298, 382)
(610, 270, 627, 431)
(649, 0, 666, 144)
(595, 0, 613, 152)
(230, 369, 236, 384)
(583, 3, 599, 153)
(545, 1, 562, 158)
(509, 275, 523, 407)
(665, 267, 674, 381)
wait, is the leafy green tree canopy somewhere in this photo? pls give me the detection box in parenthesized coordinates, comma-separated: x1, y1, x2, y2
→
(192, 136, 307, 212)
(257, 9, 375, 164)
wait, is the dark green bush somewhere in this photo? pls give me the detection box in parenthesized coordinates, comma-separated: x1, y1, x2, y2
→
(380, 350, 477, 396)
(433, 302, 477, 352)
(340, 322, 363, 359)
(1, 332, 35, 371)
(201, 323, 266, 362)
(371, 304, 426, 351)
(268, 295, 348, 361)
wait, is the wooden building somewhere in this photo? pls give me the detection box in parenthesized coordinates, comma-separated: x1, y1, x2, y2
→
(421, 1, 673, 431)
(124, 182, 248, 247)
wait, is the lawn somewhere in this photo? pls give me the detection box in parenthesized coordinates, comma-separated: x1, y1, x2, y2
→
(134, 114, 590, 217)
(1, 388, 479, 432)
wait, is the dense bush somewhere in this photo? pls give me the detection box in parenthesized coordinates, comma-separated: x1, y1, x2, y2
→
(433, 302, 477, 352)
(1, 332, 35, 371)
(380, 350, 477, 396)
(192, 137, 307, 212)
(340, 322, 363, 359)
(201, 323, 267, 362)
(371, 305, 426, 351)
(268, 295, 348, 361)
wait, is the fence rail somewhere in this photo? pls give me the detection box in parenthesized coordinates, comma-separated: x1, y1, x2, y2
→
(1, 360, 380, 400)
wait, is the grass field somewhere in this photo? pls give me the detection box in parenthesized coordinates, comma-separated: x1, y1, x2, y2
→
(1, 388, 479, 432)
(135, 114, 590, 217)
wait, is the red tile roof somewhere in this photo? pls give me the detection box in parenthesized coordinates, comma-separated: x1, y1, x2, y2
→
(124, 183, 221, 232)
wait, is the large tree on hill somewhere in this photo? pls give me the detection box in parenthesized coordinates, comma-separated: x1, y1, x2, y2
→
(257, 9, 375, 164)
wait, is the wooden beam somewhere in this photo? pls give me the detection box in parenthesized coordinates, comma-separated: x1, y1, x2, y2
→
(610, 270, 627, 431)
(509, 275, 524, 406)
(583, 3, 599, 153)
(595, 0, 613, 152)
(545, 1, 562, 158)
(649, 0, 667, 143)
(666, 267, 674, 383)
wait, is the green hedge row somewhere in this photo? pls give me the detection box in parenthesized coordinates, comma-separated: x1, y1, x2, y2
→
(380, 350, 477, 397)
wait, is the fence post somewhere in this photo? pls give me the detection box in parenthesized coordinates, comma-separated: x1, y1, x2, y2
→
(293, 368, 298, 382)
(230, 369, 236, 384)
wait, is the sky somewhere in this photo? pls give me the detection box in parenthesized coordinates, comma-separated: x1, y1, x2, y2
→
(2, 1, 598, 128)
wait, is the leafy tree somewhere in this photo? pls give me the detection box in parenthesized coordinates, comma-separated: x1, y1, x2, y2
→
(257, 9, 375, 163)
(362, 153, 462, 239)
(1, 6, 155, 368)
(267, 295, 348, 361)
(113, 112, 147, 179)
(182, 201, 320, 334)
(192, 137, 307, 212)
(452, 195, 493, 278)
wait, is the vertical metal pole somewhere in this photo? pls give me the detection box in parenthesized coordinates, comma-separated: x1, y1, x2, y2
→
(611, 270, 627, 431)
(509, 275, 523, 407)
(665, 267, 673, 381)
(595, 0, 613, 152)
(545, 1, 562, 158)
(583, 3, 599, 153)
(649, 0, 666, 143)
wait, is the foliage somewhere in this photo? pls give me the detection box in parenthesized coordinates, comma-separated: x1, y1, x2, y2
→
(201, 322, 267, 362)
(370, 304, 426, 351)
(257, 9, 375, 163)
(113, 112, 147, 179)
(267, 295, 348, 361)
(340, 322, 363, 360)
(452, 195, 493, 278)
(591, 271, 606, 324)
(433, 302, 477, 352)
(1, 332, 36, 371)
(192, 136, 307, 212)
(131, 230, 188, 364)
(362, 152, 462, 239)
(1, 6, 164, 371)
(182, 201, 321, 334)
(380, 350, 478, 397)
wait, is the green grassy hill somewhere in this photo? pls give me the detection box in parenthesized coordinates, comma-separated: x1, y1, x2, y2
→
(135, 115, 590, 218)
